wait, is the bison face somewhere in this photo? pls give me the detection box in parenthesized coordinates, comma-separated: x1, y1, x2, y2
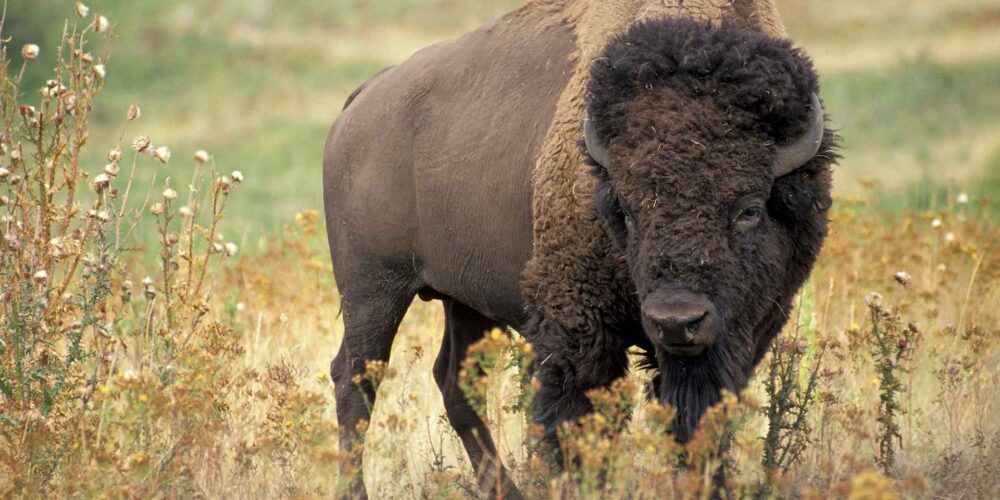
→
(594, 91, 778, 350)
(593, 87, 821, 359)
(588, 89, 832, 439)
(583, 17, 836, 440)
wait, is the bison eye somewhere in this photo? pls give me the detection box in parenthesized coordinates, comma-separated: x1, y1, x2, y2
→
(618, 195, 637, 233)
(735, 205, 764, 230)
(624, 212, 636, 233)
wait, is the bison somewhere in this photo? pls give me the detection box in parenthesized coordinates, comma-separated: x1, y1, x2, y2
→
(323, 1, 836, 497)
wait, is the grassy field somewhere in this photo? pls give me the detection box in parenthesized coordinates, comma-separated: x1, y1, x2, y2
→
(1, 0, 998, 498)
(8, 0, 1000, 232)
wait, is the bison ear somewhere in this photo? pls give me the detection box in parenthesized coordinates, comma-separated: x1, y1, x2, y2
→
(767, 167, 832, 223)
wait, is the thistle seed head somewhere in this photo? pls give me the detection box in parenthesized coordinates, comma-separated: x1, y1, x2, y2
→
(22, 44, 40, 60)
(132, 136, 150, 152)
(194, 150, 211, 164)
(93, 15, 110, 33)
(92, 173, 111, 192)
(152, 146, 171, 164)
(893, 271, 912, 287)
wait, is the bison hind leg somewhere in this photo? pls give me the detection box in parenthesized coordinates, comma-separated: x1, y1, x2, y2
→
(434, 298, 522, 499)
(330, 273, 417, 498)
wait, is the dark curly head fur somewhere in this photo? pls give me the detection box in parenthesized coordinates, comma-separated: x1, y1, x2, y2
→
(584, 18, 837, 441)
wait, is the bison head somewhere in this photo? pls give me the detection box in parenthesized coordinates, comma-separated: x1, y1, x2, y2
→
(584, 18, 836, 441)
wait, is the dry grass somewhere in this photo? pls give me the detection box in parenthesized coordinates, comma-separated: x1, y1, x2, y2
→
(1, 2, 998, 499)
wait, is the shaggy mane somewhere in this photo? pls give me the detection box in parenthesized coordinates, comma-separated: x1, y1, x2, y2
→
(586, 17, 820, 152)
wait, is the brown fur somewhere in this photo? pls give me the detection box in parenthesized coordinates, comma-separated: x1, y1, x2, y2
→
(524, 0, 787, 326)
(519, 0, 797, 445)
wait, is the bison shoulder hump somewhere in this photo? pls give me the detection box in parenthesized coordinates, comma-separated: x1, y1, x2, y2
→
(342, 65, 396, 111)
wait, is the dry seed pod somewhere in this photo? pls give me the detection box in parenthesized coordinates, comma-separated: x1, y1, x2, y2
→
(22, 44, 40, 60)
(193, 150, 210, 164)
(93, 15, 110, 33)
(893, 271, 912, 287)
(132, 136, 150, 152)
(864, 291, 883, 311)
(92, 173, 111, 192)
(152, 146, 171, 164)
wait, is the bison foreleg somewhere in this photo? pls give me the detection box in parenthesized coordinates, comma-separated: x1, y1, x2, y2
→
(434, 299, 522, 499)
(526, 313, 630, 464)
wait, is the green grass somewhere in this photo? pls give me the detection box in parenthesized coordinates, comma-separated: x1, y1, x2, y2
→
(820, 55, 1000, 212)
(824, 56, 999, 153)
(7, 0, 998, 233)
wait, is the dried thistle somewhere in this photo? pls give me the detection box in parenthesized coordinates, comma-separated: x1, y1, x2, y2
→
(892, 271, 912, 287)
(132, 135, 151, 152)
(93, 14, 110, 33)
(194, 150, 211, 164)
(152, 146, 172, 164)
(22, 44, 40, 60)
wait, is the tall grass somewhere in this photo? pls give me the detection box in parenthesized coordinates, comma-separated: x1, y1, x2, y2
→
(0, 7, 343, 497)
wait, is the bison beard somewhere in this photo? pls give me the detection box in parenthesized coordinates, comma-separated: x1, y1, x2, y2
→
(653, 343, 747, 443)
(526, 17, 836, 449)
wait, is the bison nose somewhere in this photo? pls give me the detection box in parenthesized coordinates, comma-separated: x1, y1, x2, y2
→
(641, 288, 719, 356)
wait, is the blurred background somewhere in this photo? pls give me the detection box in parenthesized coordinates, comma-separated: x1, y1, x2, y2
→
(8, 0, 999, 235)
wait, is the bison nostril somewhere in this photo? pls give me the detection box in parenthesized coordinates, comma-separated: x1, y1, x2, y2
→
(685, 317, 701, 334)
(642, 290, 716, 347)
(683, 313, 706, 339)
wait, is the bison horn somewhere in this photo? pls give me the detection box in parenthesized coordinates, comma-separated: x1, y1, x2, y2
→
(773, 93, 825, 178)
(583, 113, 612, 168)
